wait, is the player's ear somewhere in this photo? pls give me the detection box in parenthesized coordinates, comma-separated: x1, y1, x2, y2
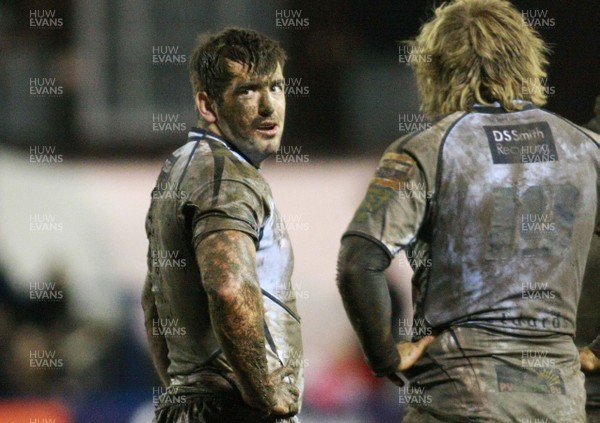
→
(195, 91, 217, 123)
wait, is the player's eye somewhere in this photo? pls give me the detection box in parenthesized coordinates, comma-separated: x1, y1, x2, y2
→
(271, 81, 284, 93)
(237, 84, 258, 96)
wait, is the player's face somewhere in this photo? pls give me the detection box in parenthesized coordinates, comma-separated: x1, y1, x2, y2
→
(214, 60, 286, 165)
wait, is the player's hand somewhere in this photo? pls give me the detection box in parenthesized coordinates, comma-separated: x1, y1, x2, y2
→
(241, 366, 299, 417)
(580, 347, 600, 372)
(266, 366, 300, 417)
(387, 336, 435, 386)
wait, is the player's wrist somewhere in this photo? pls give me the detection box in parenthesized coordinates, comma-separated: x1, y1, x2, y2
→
(589, 335, 600, 359)
(387, 371, 410, 387)
(369, 352, 401, 378)
(590, 346, 600, 361)
(241, 383, 275, 412)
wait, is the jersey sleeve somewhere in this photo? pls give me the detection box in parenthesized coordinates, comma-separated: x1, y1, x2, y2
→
(187, 179, 266, 249)
(579, 126, 600, 236)
(344, 150, 427, 257)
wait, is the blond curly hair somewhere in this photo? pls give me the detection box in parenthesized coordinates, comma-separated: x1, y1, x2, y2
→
(410, 0, 550, 117)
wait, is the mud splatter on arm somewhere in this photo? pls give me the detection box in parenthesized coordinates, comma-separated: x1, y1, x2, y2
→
(197, 230, 274, 410)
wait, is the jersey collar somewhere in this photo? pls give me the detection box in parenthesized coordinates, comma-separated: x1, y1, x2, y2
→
(473, 100, 537, 114)
(187, 127, 258, 168)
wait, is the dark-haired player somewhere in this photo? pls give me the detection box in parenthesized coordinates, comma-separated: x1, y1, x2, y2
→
(142, 28, 303, 422)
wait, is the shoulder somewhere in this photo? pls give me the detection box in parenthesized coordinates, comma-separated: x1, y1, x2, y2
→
(390, 112, 467, 155)
(380, 112, 466, 179)
(182, 139, 271, 196)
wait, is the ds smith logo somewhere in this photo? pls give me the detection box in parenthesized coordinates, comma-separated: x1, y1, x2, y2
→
(484, 122, 558, 164)
(489, 127, 545, 143)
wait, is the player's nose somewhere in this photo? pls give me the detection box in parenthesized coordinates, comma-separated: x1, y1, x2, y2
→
(258, 93, 275, 117)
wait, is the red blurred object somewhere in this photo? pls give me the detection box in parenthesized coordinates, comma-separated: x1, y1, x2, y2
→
(0, 400, 72, 423)
(306, 350, 383, 412)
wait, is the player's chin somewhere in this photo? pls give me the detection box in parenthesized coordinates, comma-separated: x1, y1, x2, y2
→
(256, 136, 281, 155)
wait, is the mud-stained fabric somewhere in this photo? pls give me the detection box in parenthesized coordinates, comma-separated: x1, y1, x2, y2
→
(153, 388, 293, 423)
(145, 128, 302, 420)
(401, 326, 586, 422)
(345, 103, 600, 336)
(577, 234, 600, 417)
(345, 102, 600, 421)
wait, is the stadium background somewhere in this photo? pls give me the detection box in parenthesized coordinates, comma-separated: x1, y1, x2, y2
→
(0, 1, 598, 422)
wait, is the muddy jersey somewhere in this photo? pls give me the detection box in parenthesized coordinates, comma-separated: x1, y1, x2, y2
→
(145, 128, 303, 399)
(577, 235, 600, 411)
(346, 102, 600, 336)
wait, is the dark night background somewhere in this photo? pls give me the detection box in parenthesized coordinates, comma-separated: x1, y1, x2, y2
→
(0, 1, 598, 422)
(1, 0, 598, 157)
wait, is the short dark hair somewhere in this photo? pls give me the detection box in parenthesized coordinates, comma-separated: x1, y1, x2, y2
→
(189, 28, 287, 104)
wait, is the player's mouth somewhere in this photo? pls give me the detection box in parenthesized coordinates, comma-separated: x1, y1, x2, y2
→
(255, 121, 279, 137)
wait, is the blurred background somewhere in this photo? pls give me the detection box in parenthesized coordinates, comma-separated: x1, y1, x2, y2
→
(0, 0, 598, 422)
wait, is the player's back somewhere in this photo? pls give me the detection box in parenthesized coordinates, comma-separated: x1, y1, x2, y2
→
(400, 102, 600, 336)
